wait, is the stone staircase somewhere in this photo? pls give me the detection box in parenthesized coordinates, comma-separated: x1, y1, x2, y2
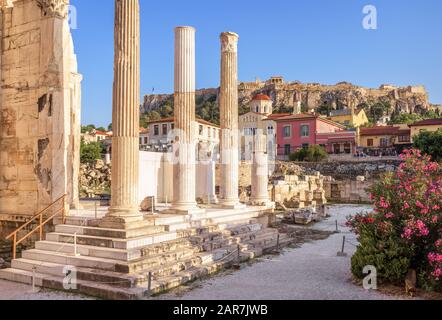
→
(0, 208, 293, 299)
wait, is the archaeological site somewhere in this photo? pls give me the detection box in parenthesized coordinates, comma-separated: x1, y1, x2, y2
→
(0, 0, 441, 304)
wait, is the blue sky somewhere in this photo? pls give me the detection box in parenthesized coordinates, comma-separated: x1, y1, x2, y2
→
(70, 0, 442, 127)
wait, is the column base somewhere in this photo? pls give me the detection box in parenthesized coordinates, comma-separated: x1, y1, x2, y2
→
(164, 202, 206, 215)
(100, 208, 144, 229)
(204, 195, 219, 205)
(219, 200, 247, 210)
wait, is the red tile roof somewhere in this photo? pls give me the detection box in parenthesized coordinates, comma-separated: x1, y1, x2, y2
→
(274, 113, 318, 121)
(252, 94, 272, 101)
(95, 130, 110, 136)
(265, 113, 291, 120)
(274, 113, 346, 129)
(360, 126, 410, 136)
(409, 118, 442, 127)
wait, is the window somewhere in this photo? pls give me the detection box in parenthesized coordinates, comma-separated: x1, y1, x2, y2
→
(144, 137, 148, 144)
(284, 144, 291, 155)
(344, 120, 350, 126)
(154, 125, 159, 136)
(300, 125, 310, 137)
(283, 125, 291, 138)
(255, 106, 259, 113)
(171, 123, 175, 130)
(344, 143, 351, 154)
(399, 135, 410, 143)
(302, 143, 309, 149)
(162, 124, 168, 135)
(380, 138, 389, 147)
(199, 125, 203, 135)
(139, 138, 142, 145)
(367, 139, 374, 147)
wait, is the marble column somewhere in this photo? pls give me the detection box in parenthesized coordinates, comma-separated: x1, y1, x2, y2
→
(171, 26, 202, 214)
(249, 134, 273, 208)
(106, 0, 141, 220)
(219, 32, 243, 208)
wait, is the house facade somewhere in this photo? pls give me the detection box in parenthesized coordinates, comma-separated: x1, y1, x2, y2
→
(274, 113, 354, 159)
(328, 108, 369, 128)
(239, 94, 290, 160)
(358, 125, 411, 155)
(145, 117, 220, 154)
(409, 118, 442, 142)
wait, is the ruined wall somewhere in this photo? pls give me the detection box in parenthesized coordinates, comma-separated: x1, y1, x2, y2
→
(0, 0, 81, 221)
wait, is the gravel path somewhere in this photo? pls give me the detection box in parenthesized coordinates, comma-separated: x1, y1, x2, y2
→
(158, 204, 404, 300)
(0, 205, 404, 300)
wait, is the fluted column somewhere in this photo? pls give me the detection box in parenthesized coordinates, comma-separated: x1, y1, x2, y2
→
(249, 134, 272, 207)
(171, 26, 201, 214)
(219, 32, 243, 208)
(107, 0, 141, 218)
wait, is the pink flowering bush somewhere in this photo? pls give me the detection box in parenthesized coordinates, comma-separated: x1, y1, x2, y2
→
(347, 149, 442, 291)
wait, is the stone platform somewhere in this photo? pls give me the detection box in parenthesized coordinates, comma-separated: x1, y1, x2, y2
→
(0, 204, 294, 299)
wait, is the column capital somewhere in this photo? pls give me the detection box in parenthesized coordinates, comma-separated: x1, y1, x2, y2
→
(220, 32, 239, 53)
(36, 0, 69, 18)
(174, 26, 196, 33)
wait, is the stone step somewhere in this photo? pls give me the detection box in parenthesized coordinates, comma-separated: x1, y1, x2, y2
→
(35, 241, 139, 261)
(46, 231, 177, 250)
(54, 216, 98, 227)
(54, 224, 165, 239)
(124, 248, 202, 274)
(163, 222, 190, 232)
(22, 249, 121, 272)
(153, 214, 188, 226)
(209, 212, 260, 225)
(133, 252, 214, 281)
(0, 268, 143, 300)
(36, 238, 202, 272)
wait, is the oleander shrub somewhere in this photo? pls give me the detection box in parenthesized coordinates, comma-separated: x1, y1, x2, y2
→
(347, 149, 442, 291)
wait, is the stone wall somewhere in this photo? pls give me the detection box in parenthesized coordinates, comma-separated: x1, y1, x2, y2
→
(292, 160, 402, 180)
(323, 177, 372, 203)
(0, 0, 81, 221)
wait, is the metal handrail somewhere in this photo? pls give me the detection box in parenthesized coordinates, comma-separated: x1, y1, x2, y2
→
(5, 195, 67, 260)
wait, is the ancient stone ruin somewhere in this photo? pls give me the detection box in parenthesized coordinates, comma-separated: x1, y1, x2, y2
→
(0, 0, 82, 230)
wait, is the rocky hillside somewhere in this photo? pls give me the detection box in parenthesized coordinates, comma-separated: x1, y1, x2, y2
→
(142, 80, 440, 121)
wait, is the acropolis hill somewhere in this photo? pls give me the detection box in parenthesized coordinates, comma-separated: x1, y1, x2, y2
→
(142, 77, 440, 118)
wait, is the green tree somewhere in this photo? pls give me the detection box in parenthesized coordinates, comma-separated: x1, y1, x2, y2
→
(316, 104, 331, 116)
(81, 124, 96, 134)
(389, 113, 423, 125)
(413, 128, 442, 162)
(80, 140, 103, 163)
(289, 145, 328, 162)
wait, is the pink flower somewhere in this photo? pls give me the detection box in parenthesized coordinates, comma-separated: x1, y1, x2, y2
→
(385, 212, 395, 219)
(416, 200, 425, 209)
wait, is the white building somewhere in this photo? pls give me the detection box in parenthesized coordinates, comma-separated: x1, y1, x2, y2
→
(239, 94, 291, 161)
(145, 117, 220, 154)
